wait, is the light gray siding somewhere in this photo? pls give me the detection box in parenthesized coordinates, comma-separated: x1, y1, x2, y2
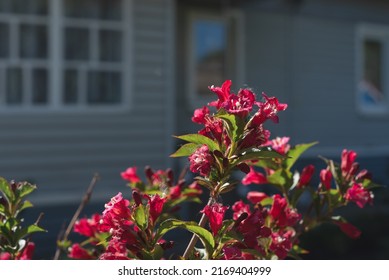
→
(244, 1, 389, 157)
(0, 0, 175, 205)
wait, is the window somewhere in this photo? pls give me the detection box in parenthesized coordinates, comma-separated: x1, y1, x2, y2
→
(0, 0, 130, 112)
(187, 11, 243, 108)
(356, 24, 389, 115)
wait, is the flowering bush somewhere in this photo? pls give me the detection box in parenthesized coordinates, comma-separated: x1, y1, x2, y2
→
(0, 178, 45, 260)
(0, 80, 378, 260)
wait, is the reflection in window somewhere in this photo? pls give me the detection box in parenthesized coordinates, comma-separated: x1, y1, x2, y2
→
(358, 39, 385, 109)
(99, 30, 122, 62)
(32, 68, 48, 104)
(193, 19, 226, 96)
(0, 23, 9, 58)
(6, 68, 23, 104)
(63, 69, 78, 104)
(64, 0, 122, 20)
(87, 71, 121, 104)
(0, 0, 48, 15)
(64, 28, 89, 61)
(20, 24, 48, 59)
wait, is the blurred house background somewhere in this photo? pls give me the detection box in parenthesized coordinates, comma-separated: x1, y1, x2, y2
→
(1, 0, 389, 258)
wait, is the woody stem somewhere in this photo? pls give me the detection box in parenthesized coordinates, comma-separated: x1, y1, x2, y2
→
(182, 197, 213, 259)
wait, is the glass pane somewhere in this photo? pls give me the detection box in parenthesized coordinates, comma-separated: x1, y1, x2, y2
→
(12, 0, 48, 15)
(20, 24, 48, 59)
(99, 30, 122, 62)
(99, 0, 122, 20)
(64, 27, 89, 60)
(364, 40, 382, 92)
(0, 23, 9, 58)
(87, 71, 121, 104)
(64, 0, 122, 20)
(32, 68, 48, 104)
(6, 67, 23, 104)
(0, 0, 11, 12)
(63, 69, 78, 104)
(358, 40, 385, 107)
(194, 19, 226, 96)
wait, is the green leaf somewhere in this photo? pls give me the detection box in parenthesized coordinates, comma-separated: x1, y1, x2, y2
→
(267, 169, 293, 188)
(285, 142, 318, 170)
(155, 219, 215, 257)
(175, 134, 219, 151)
(236, 146, 286, 164)
(259, 197, 274, 207)
(17, 182, 36, 198)
(328, 189, 342, 209)
(18, 200, 34, 212)
(0, 177, 14, 203)
(216, 111, 244, 141)
(0, 203, 4, 215)
(170, 143, 200, 158)
(133, 204, 148, 230)
(18, 224, 46, 240)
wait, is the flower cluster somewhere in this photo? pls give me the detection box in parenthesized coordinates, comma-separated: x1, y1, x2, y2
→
(65, 167, 202, 260)
(59, 80, 378, 260)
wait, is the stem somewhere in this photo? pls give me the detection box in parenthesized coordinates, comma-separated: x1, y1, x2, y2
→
(53, 173, 99, 260)
(182, 197, 213, 259)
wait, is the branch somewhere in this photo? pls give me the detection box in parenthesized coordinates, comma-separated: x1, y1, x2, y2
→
(53, 173, 100, 260)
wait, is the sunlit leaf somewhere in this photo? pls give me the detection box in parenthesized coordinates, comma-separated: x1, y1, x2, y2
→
(285, 142, 318, 170)
(175, 134, 219, 151)
(170, 143, 200, 158)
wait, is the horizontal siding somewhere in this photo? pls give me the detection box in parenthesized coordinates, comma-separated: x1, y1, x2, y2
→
(0, 0, 174, 205)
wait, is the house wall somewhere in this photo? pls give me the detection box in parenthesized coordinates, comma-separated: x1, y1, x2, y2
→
(243, 0, 389, 159)
(0, 0, 175, 206)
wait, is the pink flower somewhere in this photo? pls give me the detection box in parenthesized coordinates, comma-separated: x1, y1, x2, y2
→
(270, 230, 294, 259)
(242, 167, 267, 185)
(68, 244, 94, 260)
(192, 106, 210, 124)
(297, 165, 315, 188)
(100, 192, 131, 232)
(146, 194, 166, 223)
(239, 125, 270, 150)
(199, 118, 224, 145)
(336, 222, 361, 239)
(355, 169, 372, 181)
(169, 185, 181, 200)
(13, 242, 35, 260)
(224, 88, 256, 118)
(232, 200, 251, 220)
(74, 214, 102, 237)
(121, 167, 141, 183)
(341, 149, 357, 178)
(208, 80, 233, 109)
(201, 203, 228, 235)
(320, 169, 332, 190)
(252, 93, 287, 125)
(269, 194, 301, 227)
(222, 246, 244, 260)
(247, 191, 268, 204)
(187, 181, 203, 196)
(189, 145, 214, 177)
(345, 183, 373, 208)
(264, 137, 290, 155)
(100, 237, 130, 260)
(0, 252, 11, 260)
(237, 209, 270, 251)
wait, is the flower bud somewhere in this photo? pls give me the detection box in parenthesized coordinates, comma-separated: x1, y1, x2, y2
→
(132, 190, 142, 206)
(144, 166, 154, 183)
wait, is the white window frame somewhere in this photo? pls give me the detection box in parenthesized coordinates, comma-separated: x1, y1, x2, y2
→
(0, 0, 132, 114)
(356, 23, 389, 116)
(187, 10, 245, 110)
